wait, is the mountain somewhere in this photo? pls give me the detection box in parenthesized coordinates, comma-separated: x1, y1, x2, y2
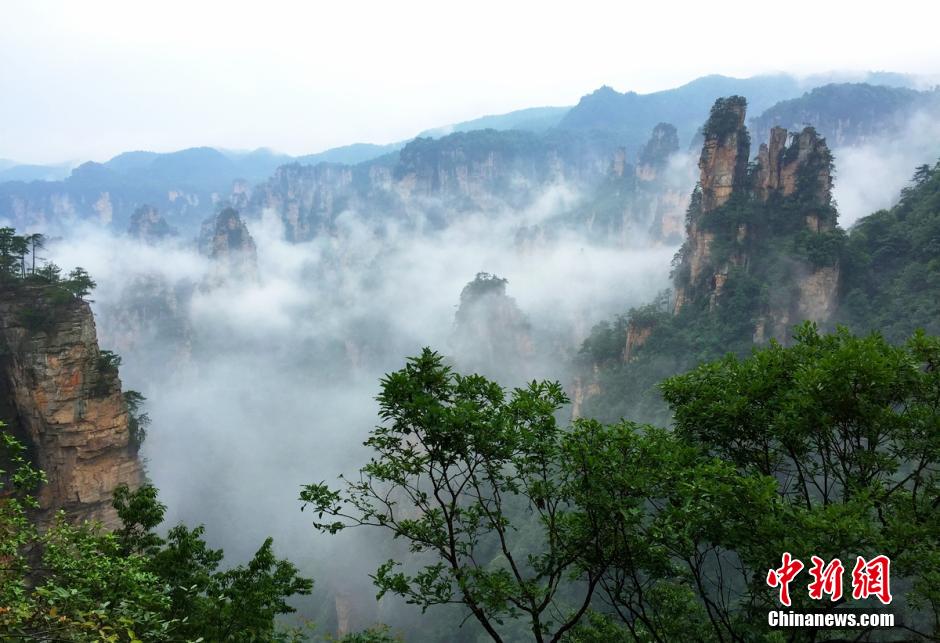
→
(249, 127, 625, 242)
(127, 204, 178, 243)
(419, 105, 570, 138)
(577, 95, 843, 423)
(750, 83, 940, 147)
(451, 273, 533, 381)
(0, 72, 926, 238)
(0, 162, 73, 182)
(577, 91, 940, 426)
(296, 142, 406, 166)
(556, 72, 926, 158)
(556, 74, 807, 151)
(835, 160, 940, 341)
(198, 207, 259, 284)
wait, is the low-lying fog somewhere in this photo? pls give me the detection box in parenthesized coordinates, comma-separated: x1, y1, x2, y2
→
(50, 184, 678, 632)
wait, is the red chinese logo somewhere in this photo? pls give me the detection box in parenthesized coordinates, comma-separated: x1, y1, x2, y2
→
(807, 556, 844, 601)
(766, 554, 892, 605)
(766, 552, 804, 607)
(851, 555, 892, 605)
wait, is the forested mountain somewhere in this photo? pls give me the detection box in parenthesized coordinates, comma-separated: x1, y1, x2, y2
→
(750, 82, 940, 147)
(835, 160, 940, 340)
(578, 95, 940, 426)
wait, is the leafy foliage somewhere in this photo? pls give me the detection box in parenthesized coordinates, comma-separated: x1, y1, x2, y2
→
(302, 349, 615, 643)
(701, 95, 748, 140)
(123, 391, 151, 454)
(0, 426, 313, 642)
(837, 159, 940, 341)
(308, 328, 940, 641)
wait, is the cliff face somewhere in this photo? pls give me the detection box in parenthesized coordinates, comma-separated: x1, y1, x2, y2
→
(0, 286, 143, 528)
(251, 164, 355, 243)
(697, 97, 750, 212)
(128, 205, 178, 243)
(672, 96, 840, 341)
(755, 126, 834, 215)
(452, 273, 534, 381)
(199, 207, 259, 284)
(250, 130, 620, 242)
(556, 124, 692, 247)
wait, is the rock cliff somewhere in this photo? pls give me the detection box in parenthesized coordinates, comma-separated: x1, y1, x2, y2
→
(671, 96, 840, 340)
(199, 207, 259, 284)
(249, 130, 621, 242)
(452, 273, 534, 381)
(0, 285, 143, 528)
(552, 123, 692, 246)
(127, 204, 178, 243)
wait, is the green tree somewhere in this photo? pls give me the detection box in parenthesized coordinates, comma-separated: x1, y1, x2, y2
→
(1, 425, 313, 642)
(10, 234, 28, 277)
(65, 267, 97, 299)
(26, 232, 44, 274)
(301, 349, 614, 643)
(310, 328, 940, 641)
(113, 483, 314, 642)
(0, 227, 17, 277)
(123, 390, 151, 454)
(0, 425, 176, 641)
(34, 261, 63, 284)
(657, 322, 940, 639)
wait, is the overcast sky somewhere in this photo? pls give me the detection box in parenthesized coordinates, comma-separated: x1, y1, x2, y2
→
(2, 0, 939, 164)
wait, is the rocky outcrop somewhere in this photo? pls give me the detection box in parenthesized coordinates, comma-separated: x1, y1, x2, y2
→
(760, 266, 841, 340)
(127, 205, 177, 243)
(250, 164, 355, 243)
(755, 127, 834, 209)
(0, 285, 143, 528)
(199, 207, 258, 284)
(671, 96, 839, 339)
(452, 273, 533, 381)
(250, 130, 620, 242)
(697, 97, 750, 213)
(638, 123, 679, 177)
(570, 367, 601, 420)
(560, 123, 693, 247)
(624, 319, 656, 362)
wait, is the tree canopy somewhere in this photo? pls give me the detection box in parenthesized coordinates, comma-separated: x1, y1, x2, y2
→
(304, 325, 940, 641)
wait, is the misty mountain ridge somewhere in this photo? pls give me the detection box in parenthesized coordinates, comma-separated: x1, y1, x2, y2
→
(2, 70, 933, 241)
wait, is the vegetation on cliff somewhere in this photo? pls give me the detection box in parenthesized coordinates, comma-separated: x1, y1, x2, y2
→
(0, 430, 313, 641)
(578, 97, 842, 423)
(837, 159, 940, 341)
(750, 82, 940, 146)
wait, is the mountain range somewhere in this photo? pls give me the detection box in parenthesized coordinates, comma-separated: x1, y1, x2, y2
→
(1, 71, 935, 235)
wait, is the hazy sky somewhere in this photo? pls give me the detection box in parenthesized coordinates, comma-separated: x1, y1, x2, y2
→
(2, 0, 939, 164)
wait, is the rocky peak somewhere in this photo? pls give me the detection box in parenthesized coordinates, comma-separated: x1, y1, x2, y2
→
(128, 205, 177, 243)
(756, 126, 833, 204)
(0, 285, 144, 528)
(671, 96, 839, 337)
(199, 207, 258, 283)
(452, 273, 533, 380)
(697, 96, 750, 212)
(638, 123, 679, 169)
(609, 148, 627, 178)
